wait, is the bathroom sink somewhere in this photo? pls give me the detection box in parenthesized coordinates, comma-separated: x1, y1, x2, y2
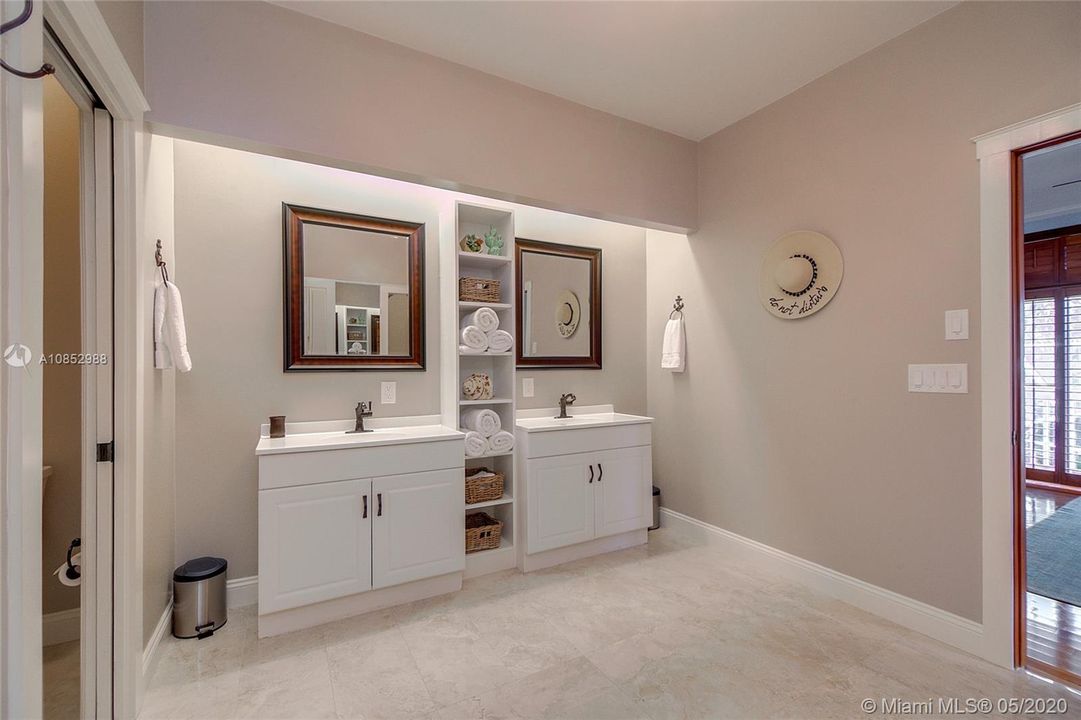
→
(256, 420, 462, 456)
(516, 411, 652, 432)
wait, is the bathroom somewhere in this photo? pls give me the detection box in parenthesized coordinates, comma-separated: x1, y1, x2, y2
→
(7, 2, 1081, 718)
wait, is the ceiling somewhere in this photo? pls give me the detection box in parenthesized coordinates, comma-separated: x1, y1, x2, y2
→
(272, 1, 956, 141)
(1024, 138, 1081, 236)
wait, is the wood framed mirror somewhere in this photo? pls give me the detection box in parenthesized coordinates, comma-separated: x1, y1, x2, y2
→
(283, 204, 425, 371)
(516, 238, 602, 369)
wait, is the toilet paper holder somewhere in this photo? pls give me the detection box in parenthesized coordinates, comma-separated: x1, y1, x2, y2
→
(63, 538, 81, 582)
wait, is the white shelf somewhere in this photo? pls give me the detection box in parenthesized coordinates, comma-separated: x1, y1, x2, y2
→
(452, 201, 518, 580)
(459, 301, 512, 310)
(465, 494, 514, 511)
(465, 450, 514, 460)
(458, 252, 511, 267)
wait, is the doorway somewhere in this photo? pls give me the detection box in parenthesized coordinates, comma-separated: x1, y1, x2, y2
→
(1016, 131, 1081, 685)
(39, 29, 116, 718)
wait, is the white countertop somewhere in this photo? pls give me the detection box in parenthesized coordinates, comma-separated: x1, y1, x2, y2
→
(255, 416, 463, 456)
(515, 406, 653, 433)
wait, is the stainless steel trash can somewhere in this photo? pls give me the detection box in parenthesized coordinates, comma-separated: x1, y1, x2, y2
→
(172, 556, 227, 639)
(650, 486, 661, 530)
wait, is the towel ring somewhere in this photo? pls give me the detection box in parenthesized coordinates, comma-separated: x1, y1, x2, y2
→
(669, 295, 685, 319)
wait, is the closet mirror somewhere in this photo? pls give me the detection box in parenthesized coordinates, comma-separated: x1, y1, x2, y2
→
(516, 238, 602, 369)
(283, 204, 425, 371)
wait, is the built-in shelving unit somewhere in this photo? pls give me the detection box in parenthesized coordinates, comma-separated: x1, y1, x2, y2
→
(447, 202, 518, 579)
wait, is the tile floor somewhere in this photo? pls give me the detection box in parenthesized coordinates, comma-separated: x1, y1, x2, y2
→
(43, 639, 80, 720)
(141, 529, 1081, 719)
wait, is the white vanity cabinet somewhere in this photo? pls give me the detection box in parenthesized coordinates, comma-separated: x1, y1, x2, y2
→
(517, 409, 653, 570)
(256, 421, 464, 636)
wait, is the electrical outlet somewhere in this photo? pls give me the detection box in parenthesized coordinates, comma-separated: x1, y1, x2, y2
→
(381, 381, 396, 404)
(522, 377, 534, 398)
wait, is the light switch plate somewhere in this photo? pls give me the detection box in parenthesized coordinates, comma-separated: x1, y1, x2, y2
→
(945, 309, 969, 340)
(381, 381, 396, 404)
(907, 363, 967, 393)
(522, 377, 535, 398)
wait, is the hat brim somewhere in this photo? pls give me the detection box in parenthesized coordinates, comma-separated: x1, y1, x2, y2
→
(759, 231, 843, 319)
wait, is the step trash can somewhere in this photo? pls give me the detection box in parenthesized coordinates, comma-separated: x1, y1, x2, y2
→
(172, 556, 227, 639)
(650, 486, 661, 530)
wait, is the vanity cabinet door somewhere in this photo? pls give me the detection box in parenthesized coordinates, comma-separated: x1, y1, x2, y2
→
(527, 453, 595, 553)
(371, 468, 464, 589)
(258, 478, 372, 614)
(593, 445, 652, 539)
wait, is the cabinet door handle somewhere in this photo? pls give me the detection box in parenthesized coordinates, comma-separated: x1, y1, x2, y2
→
(588, 465, 594, 484)
(377, 493, 383, 517)
(597, 463, 603, 482)
(362, 495, 368, 519)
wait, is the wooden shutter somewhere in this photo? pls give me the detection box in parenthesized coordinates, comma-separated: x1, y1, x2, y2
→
(1026, 238, 1060, 289)
(1024, 293, 1057, 480)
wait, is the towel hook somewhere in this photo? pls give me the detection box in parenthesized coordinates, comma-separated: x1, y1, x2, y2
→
(669, 295, 684, 319)
(155, 239, 169, 283)
(1, 1, 55, 79)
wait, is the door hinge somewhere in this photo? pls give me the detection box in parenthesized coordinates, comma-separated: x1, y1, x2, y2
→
(96, 441, 114, 463)
(1012, 429, 1018, 446)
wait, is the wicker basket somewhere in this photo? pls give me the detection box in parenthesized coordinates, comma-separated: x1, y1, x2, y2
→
(465, 468, 505, 504)
(465, 512, 503, 553)
(459, 277, 502, 303)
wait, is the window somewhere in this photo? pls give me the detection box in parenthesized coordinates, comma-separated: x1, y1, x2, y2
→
(1023, 234, 1081, 488)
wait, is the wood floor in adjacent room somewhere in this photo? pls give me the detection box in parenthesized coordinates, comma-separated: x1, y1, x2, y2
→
(140, 528, 1079, 719)
(1026, 486, 1081, 683)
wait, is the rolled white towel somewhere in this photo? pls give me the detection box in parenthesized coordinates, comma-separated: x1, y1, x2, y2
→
(460, 321, 488, 351)
(488, 431, 514, 454)
(462, 408, 501, 437)
(464, 431, 489, 458)
(459, 345, 486, 355)
(467, 307, 499, 333)
(486, 329, 514, 353)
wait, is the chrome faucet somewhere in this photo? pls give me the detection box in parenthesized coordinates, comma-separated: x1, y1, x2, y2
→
(555, 393, 576, 419)
(347, 401, 374, 434)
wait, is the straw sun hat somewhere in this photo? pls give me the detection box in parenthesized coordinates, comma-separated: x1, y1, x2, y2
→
(759, 231, 843, 319)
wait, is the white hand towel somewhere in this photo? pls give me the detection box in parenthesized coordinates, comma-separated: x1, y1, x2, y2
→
(462, 408, 501, 437)
(467, 307, 500, 333)
(459, 345, 487, 355)
(486, 329, 514, 353)
(460, 319, 489, 351)
(464, 431, 489, 458)
(661, 316, 685, 373)
(154, 280, 192, 372)
(488, 431, 515, 454)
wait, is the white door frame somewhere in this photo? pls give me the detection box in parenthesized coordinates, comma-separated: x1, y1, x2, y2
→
(1, 1, 147, 716)
(976, 102, 1081, 668)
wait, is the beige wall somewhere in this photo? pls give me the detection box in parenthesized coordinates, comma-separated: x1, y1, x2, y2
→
(140, 133, 177, 645)
(646, 0, 1081, 622)
(172, 141, 446, 576)
(143, 0, 697, 232)
(96, 0, 144, 91)
(171, 139, 649, 576)
(514, 210, 647, 414)
(42, 77, 82, 616)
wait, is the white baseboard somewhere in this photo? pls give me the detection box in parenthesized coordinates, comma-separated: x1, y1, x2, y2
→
(42, 607, 81, 647)
(659, 507, 986, 660)
(142, 600, 172, 679)
(227, 575, 258, 609)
